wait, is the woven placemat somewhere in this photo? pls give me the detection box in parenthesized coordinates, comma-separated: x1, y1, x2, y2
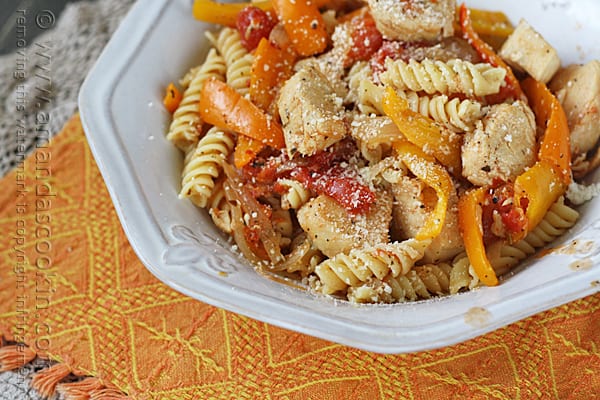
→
(0, 114, 598, 399)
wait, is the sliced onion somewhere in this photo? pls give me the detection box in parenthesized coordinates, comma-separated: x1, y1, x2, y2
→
(223, 163, 283, 264)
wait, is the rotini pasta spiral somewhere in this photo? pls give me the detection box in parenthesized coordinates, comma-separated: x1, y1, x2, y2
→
(206, 28, 253, 95)
(347, 62, 485, 131)
(400, 91, 484, 132)
(347, 62, 385, 115)
(167, 48, 226, 151)
(314, 238, 431, 295)
(380, 58, 507, 97)
(179, 127, 235, 208)
(490, 197, 579, 267)
(207, 179, 235, 234)
(277, 179, 312, 210)
(348, 262, 453, 303)
(448, 253, 480, 294)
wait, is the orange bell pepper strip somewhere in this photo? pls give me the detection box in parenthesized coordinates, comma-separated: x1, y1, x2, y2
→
(199, 77, 285, 149)
(521, 77, 572, 185)
(234, 136, 264, 168)
(393, 140, 453, 241)
(272, 0, 327, 56)
(163, 82, 182, 113)
(232, 38, 296, 168)
(458, 187, 499, 287)
(192, 0, 272, 27)
(383, 87, 462, 174)
(250, 38, 296, 112)
(459, 3, 524, 103)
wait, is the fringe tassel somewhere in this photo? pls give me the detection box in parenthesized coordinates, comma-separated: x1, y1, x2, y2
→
(0, 344, 36, 371)
(31, 362, 72, 398)
(57, 377, 129, 400)
(57, 377, 105, 400)
(0, 339, 129, 399)
(90, 388, 130, 399)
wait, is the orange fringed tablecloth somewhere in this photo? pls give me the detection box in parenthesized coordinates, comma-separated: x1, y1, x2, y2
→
(0, 114, 599, 399)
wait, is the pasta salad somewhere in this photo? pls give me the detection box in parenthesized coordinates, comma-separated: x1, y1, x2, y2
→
(163, 0, 600, 303)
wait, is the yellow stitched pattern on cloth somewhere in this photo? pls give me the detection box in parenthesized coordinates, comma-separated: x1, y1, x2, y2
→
(0, 114, 598, 399)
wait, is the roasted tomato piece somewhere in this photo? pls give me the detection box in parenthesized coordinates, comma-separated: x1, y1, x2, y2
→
(347, 14, 383, 65)
(236, 6, 276, 51)
(481, 180, 529, 243)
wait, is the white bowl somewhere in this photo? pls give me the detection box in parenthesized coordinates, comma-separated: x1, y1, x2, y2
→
(79, 0, 600, 353)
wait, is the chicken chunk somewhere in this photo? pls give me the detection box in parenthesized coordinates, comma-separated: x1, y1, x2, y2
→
(499, 19, 560, 84)
(366, 0, 455, 42)
(462, 101, 537, 186)
(549, 61, 600, 157)
(296, 189, 393, 258)
(277, 65, 347, 157)
(390, 175, 463, 263)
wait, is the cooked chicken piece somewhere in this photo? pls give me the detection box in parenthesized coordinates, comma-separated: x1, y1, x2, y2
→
(277, 65, 347, 157)
(390, 175, 463, 263)
(549, 61, 600, 158)
(499, 19, 560, 84)
(293, 19, 352, 100)
(462, 101, 537, 186)
(296, 189, 393, 258)
(365, 0, 455, 42)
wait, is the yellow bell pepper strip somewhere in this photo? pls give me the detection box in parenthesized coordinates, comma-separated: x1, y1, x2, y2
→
(192, 0, 272, 27)
(162, 82, 182, 113)
(199, 77, 285, 149)
(272, 0, 327, 57)
(514, 160, 565, 231)
(453, 7, 513, 40)
(382, 87, 462, 175)
(467, 8, 514, 38)
(459, 3, 524, 103)
(457, 8, 514, 51)
(521, 77, 572, 185)
(393, 140, 453, 241)
(458, 187, 499, 287)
